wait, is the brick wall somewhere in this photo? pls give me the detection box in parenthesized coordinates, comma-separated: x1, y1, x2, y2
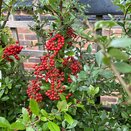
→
(17, 26, 122, 71)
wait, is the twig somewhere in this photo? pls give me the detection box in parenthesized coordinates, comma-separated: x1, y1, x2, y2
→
(1, 5, 12, 28)
(0, 0, 3, 17)
(110, 63, 131, 97)
(123, 4, 131, 36)
(59, 0, 63, 25)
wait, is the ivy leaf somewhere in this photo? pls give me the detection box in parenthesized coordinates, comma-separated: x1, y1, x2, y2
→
(29, 99, 40, 116)
(11, 122, 25, 130)
(48, 121, 60, 131)
(110, 38, 131, 48)
(114, 62, 131, 73)
(64, 113, 74, 125)
(0, 117, 10, 128)
(108, 48, 128, 60)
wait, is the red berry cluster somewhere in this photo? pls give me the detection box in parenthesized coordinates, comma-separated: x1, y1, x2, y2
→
(66, 93, 72, 99)
(65, 27, 77, 46)
(27, 33, 82, 102)
(3, 43, 23, 62)
(63, 57, 82, 83)
(67, 27, 77, 39)
(27, 80, 43, 102)
(63, 57, 82, 74)
(46, 34, 64, 56)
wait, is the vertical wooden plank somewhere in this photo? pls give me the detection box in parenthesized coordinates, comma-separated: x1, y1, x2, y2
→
(9, 14, 20, 43)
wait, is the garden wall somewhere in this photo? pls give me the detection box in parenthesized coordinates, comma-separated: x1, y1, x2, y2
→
(17, 27, 122, 71)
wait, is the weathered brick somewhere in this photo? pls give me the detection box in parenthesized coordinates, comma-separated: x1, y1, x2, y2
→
(28, 58, 40, 63)
(101, 96, 118, 103)
(112, 28, 122, 34)
(19, 40, 31, 46)
(17, 28, 33, 33)
(25, 46, 39, 50)
(102, 29, 113, 36)
(23, 62, 36, 68)
(24, 34, 37, 40)
(18, 34, 24, 40)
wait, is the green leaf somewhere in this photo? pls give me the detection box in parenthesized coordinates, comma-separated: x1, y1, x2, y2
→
(64, 113, 74, 125)
(41, 117, 47, 121)
(65, 51, 75, 56)
(122, 125, 129, 131)
(41, 109, 48, 117)
(11, 122, 25, 130)
(57, 100, 67, 111)
(121, 112, 128, 119)
(83, 65, 89, 72)
(0, 90, 4, 98)
(95, 50, 104, 66)
(22, 108, 30, 124)
(1, 34, 8, 44)
(70, 75, 77, 82)
(41, 80, 50, 90)
(1, 96, 9, 101)
(110, 38, 131, 48)
(100, 111, 107, 121)
(99, 70, 114, 79)
(42, 122, 49, 131)
(29, 99, 40, 116)
(95, 87, 99, 94)
(59, 94, 66, 100)
(0, 117, 10, 128)
(87, 85, 99, 97)
(26, 127, 35, 131)
(114, 62, 131, 73)
(48, 121, 60, 131)
(79, 86, 88, 91)
(102, 56, 111, 65)
(117, 22, 124, 27)
(95, 20, 116, 30)
(78, 71, 87, 81)
(108, 48, 128, 60)
(0, 46, 3, 58)
(67, 120, 78, 129)
(87, 44, 92, 53)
